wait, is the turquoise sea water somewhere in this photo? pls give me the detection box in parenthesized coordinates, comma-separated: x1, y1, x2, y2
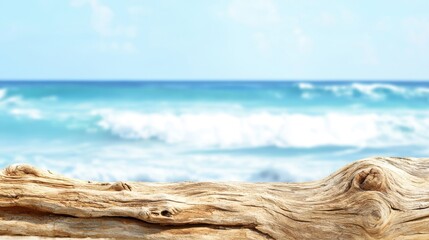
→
(0, 81, 428, 182)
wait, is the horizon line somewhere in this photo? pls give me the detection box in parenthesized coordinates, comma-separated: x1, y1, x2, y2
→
(1, 79, 429, 82)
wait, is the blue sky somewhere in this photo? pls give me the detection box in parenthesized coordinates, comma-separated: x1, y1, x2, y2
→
(0, 0, 429, 80)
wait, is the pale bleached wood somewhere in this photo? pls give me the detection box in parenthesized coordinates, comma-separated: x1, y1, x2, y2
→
(1, 157, 429, 239)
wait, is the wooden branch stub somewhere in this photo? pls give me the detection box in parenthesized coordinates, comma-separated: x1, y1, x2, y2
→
(353, 167, 387, 191)
(1, 157, 429, 239)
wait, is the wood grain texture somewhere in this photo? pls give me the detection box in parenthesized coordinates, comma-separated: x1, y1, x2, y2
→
(1, 157, 429, 239)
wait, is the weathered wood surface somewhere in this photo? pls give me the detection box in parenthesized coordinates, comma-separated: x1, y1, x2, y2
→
(1, 157, 429, 239)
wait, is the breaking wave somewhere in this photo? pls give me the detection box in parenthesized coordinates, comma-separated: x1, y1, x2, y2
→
(93, 109, 429, 149)
(0, 88, 6, 99)
(297, 82, 429, 99)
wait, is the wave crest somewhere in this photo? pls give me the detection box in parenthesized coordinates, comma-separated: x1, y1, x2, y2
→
(10, 108, 43, 120)
(93, 109, 428, 149)
(297, 83, 429, 99)
(0, 88, 6, 99)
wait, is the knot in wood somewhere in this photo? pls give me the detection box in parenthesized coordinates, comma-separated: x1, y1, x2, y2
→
(3, 164, 46, 177)
(109, 182, 132, 191)
(149, 206, 179, 219)
(359, 198, 391, 235)
(353, 167, 386, 192)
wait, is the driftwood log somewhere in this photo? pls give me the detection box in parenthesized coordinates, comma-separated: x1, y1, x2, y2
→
(1, 157, 429, 239)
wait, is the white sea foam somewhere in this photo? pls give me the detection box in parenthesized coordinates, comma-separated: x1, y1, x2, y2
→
(415, 87, 429, 95)
(92, 109, 429, 149)
(298, 83, 429, 99)
(324, 83, 407, 99)
(297, 83, 314, 90)
(0, 96, 24, 106)
(0, 89, 6, 99)
(10, 108, 43, 120)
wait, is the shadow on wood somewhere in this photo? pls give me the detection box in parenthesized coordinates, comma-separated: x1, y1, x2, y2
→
(1, 157, 429, 239)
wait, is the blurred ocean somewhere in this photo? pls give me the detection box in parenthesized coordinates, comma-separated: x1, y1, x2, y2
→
(0, 81, 428, 182)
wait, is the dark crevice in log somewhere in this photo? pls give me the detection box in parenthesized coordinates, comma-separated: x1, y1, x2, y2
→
(0, 206, 273, 239)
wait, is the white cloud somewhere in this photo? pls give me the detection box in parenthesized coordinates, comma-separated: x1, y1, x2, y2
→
(360, 36, 379, 66)
(317, 9, 358, 28)
(88, 0, 114, 36)
(71, 0, 138, 53)
(375, 17, 392, 32)
(403, 17, 429, 48)
(253, 32, 271, 55)
(70, 0, 87, 7)
(339, 9, 358, 25)
(226, 0, 280, 27)
(293, 27, 313, 53)
(127, 6, 149, 16)
(98, 41, 137, 53)
(71, 0, 137, 37)
(319, 12, 336, 27)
